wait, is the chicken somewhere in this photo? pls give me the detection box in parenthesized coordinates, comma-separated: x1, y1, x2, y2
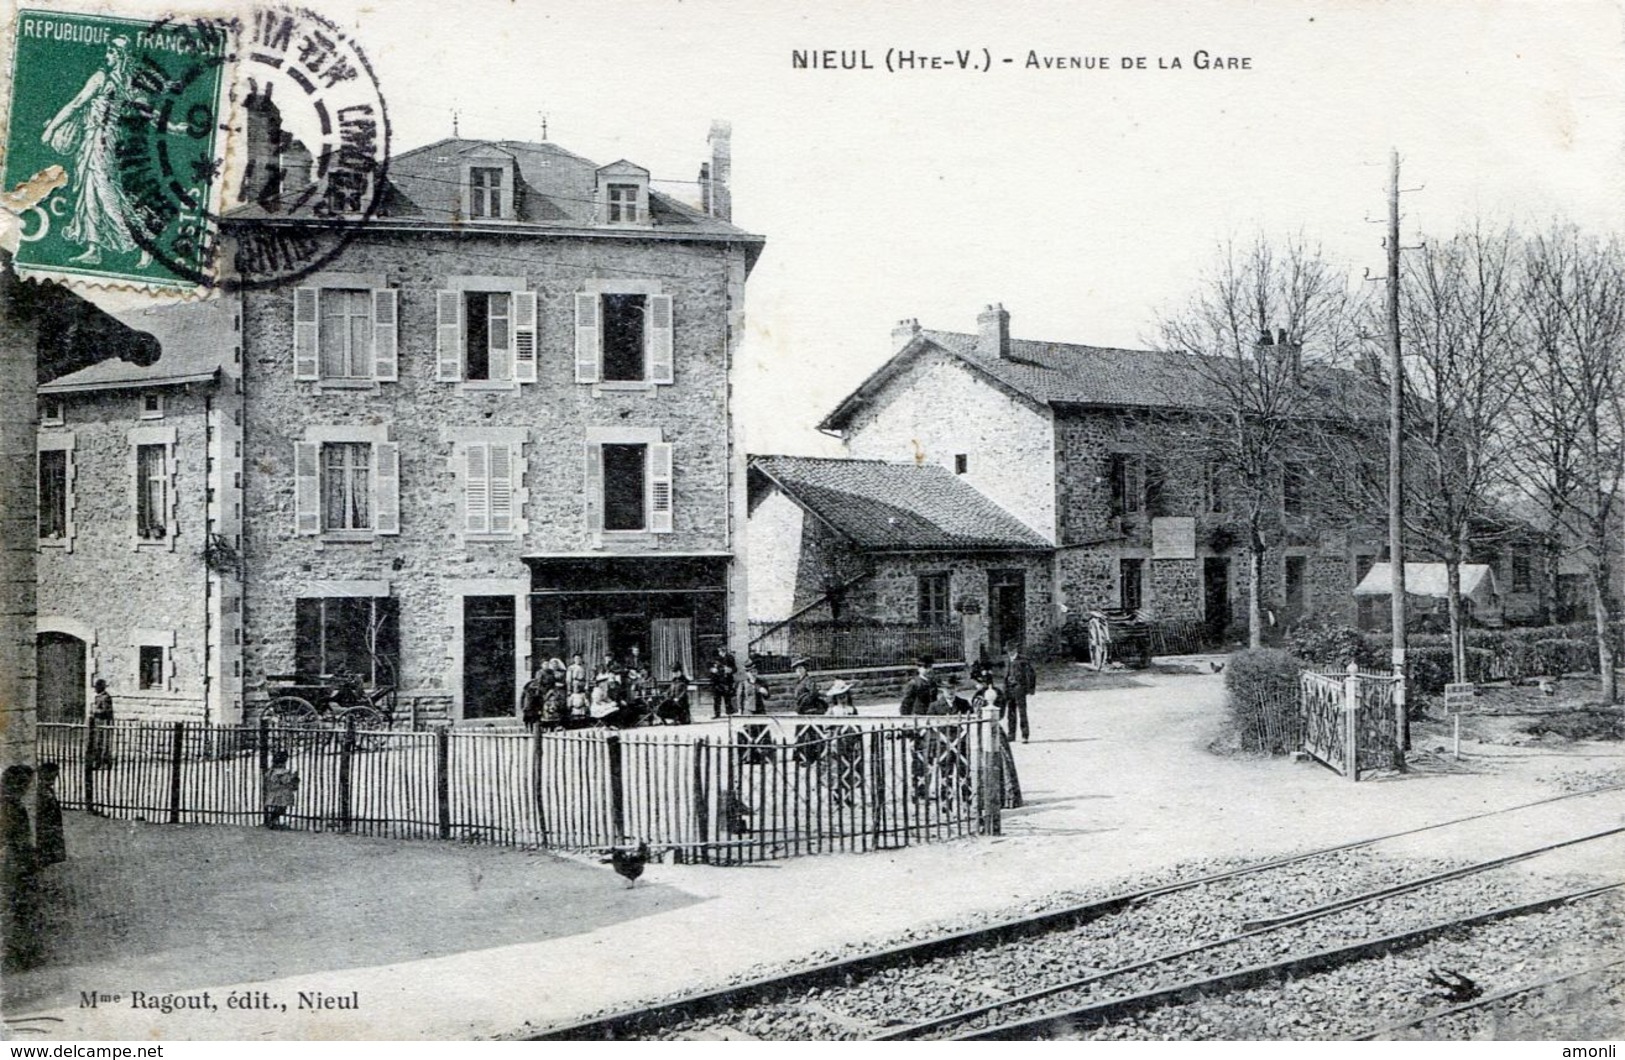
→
(1210, 661, 1226, 674)
(1426, 967, 1482, 1003)
(606, 841, 651, 887)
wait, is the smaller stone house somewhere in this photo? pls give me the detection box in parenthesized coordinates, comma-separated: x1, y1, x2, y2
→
(747, 455, 1053, 666)
(35, 300, 243, 723)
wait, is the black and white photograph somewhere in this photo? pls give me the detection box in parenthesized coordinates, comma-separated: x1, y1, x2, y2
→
(1, 0, 1622, 1044)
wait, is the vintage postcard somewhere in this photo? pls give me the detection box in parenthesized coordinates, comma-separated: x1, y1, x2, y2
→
(2, 0, 1623, 1046)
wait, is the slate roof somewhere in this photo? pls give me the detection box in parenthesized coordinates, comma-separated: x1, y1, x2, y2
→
(750, 455, 1050, 552)
(41, 300, 236, 393)
(819, 329, 1382, 430)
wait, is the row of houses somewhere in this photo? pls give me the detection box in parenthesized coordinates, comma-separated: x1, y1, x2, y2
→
(30, 119, 1579, 727)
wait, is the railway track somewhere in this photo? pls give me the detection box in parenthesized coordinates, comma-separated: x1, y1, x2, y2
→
(529, 784, 1625, 1041)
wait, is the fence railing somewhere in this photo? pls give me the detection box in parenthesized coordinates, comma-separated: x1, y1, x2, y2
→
(1299, 664, 1399, 780)
(748, 621, 964, 675)
(37, 714, 1014, 863)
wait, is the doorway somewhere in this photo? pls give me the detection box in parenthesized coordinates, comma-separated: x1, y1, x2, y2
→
(37, 632, 87, 722)
(1119, 558, 1145, 612)
(988, 569, 1026, 655)
(462, 596, 516, 720)
(1203, 557, 1231, 641)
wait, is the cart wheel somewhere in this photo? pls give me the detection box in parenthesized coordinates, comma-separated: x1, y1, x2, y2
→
(339, 706, 390, 750)
(267, 695, 319, 726)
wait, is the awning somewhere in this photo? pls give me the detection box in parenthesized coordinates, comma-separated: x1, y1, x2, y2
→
(1353, 562, 1499, 602)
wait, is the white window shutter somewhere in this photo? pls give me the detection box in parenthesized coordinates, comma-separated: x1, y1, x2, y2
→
(574, 293, 600, 383)
(513, 291, 537, 383)
(294, 288, 319, 380)
(436, 290, 463, 381)
(464, 443, 490, 534)
(584, 442, 603, 533)
(649, 441, 674, 533)
(294, 441, 320, 535)
(374, 441, 400, 535)
(372, 288, 398, 381)
(490, 444, 514, 533)
(648, 294, 674, 384)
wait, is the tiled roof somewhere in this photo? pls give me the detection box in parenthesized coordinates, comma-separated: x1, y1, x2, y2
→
(820, 329, 1383, 429)
(750, 455, 1050, 552)
(41, 300, 235, 392)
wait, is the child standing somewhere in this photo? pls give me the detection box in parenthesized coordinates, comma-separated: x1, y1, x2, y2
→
(262, 750, 300, 829)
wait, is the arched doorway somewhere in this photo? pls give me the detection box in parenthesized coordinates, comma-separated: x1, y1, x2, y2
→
(37, 631, 87, 722)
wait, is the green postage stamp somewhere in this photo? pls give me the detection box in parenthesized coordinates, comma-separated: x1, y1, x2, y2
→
(3, 9, 229, 290)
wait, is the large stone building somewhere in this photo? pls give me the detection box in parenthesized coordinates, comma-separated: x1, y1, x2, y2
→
(812, 306, 1391, 650)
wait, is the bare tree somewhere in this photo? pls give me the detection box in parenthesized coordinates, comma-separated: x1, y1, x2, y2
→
(1155, 234, 1364, 648)
(1510, 226, 1624, 704)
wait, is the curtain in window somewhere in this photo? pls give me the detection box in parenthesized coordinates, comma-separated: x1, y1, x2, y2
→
(137, 444, 165, 538)
(38, 450, 66, 538)
(650, 617, 695, 684)
(323, 443, 372, 530)
(565, 618, 608, 676)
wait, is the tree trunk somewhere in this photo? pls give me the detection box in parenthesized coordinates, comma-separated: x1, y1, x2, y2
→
(1247, 544, 1265, 650)
(1446, 558, 1466, 683)
(1592, 563, 1619, 706)
(1543, 529, 1562, 625)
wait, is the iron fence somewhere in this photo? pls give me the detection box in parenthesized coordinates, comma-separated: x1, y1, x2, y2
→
(37, 713, 1013, 863)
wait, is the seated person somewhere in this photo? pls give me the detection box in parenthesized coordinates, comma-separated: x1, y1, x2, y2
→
(656, 666, 692, 725)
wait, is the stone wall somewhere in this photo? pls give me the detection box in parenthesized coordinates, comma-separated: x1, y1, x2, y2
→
(239, 230, 751, 718)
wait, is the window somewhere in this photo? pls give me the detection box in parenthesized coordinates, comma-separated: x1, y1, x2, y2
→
(317, 288, 374, 380)
(606, 182, 641, 223)
(295, 596, 399, 685)
(1205, 461, 1226, 515)
(469, 166, 504, 219)
(918, 573, 951, 626)
(139, 392, 163, 419)
(1512, 549, 1533, 593)
(574, 288, 673, 385)
(435, 286, 536, 384)
(39, 398, 64, 426)
(1283, 462, 1308, 516)
(322, 442, 372, 531)
(136, 444, 168, 539)
(294, 434, 399, 538)
(293, 286, 398, 383)
(1144, 457, 1167, 517)
(1285, 555, 1309, 620)
(1110, 453, 1143, 517)
(38, 448, 67, 541)
(1120, 558, 1145, 611)
(461, 441, 522, 536)
(954, 454, 968, 475)
(586, 438, 674, 534)
(138, 645, 164, 690)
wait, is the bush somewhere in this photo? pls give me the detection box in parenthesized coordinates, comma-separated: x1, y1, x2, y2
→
(1531, 638, 1598, 677)
(1223, 648, 1305, 755)
(1287, 622, 1378, 669)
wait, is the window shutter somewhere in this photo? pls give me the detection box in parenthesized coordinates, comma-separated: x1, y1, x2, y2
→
(513, 291, 537, 383)
(574, 293, 600, 383)
(374, 441, 400, 535)
(294, 441, 320, 535)
(649, 441, 674, 533)
(294, 288, 319, 380)
(490, 443, 514, 533)
(648, 294, 674, 384)
(584, 442, 603, 533)
(372, 288, 398, 381)
(464, 443, 490, 534)
(436, 290, 463, 381)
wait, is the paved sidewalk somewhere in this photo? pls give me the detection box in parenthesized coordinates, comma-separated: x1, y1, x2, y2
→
(10, 664, 1624, 1039)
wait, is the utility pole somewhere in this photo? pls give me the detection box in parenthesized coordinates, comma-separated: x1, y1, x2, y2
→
(1386, 149, 1409, 761)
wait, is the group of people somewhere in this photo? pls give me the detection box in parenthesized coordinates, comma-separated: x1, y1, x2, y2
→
(2, 761, 66, 971)
(520, 647, 774, 730)
(899, 642, 1038, 743)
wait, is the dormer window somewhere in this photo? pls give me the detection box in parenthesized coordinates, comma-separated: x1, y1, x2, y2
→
(595, 161, 650, 226)
(461, 151, 516, 221)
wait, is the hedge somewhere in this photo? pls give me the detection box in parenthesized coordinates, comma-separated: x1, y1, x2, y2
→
(1223, 648, 1304, 755)
(1288, 619, 1620, 684)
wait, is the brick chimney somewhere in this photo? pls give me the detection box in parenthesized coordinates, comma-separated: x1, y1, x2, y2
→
(977, 303, 1010, 359)
(892, 317, 921, 349)
(706, 120, 732, 222)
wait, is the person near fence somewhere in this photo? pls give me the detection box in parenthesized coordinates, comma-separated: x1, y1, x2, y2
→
(736, 658, 771, 715)
(791, 658, 827, 715)
(262, 750, 300, 829)
(34, 761, 65, 868)
(2, 764, 39, 971)
(709, 647, 738, 718)
(899, 657, 938, 716)
(657, 666, 692, 725)
(520, 665, 551, 729)
(1002, 642, 1037, 743)
(970, 670, 1000, 714)
(89, 678, 114, 768)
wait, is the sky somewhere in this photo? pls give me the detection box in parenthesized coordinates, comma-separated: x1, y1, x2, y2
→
(24, 0, 1625, 455)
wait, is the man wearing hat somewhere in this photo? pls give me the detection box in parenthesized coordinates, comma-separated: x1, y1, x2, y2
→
(899, 657, 938, 716)
(736, 657, 771, 715)
(790, 658, 826, 715)
(656, 665, 692, 724)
